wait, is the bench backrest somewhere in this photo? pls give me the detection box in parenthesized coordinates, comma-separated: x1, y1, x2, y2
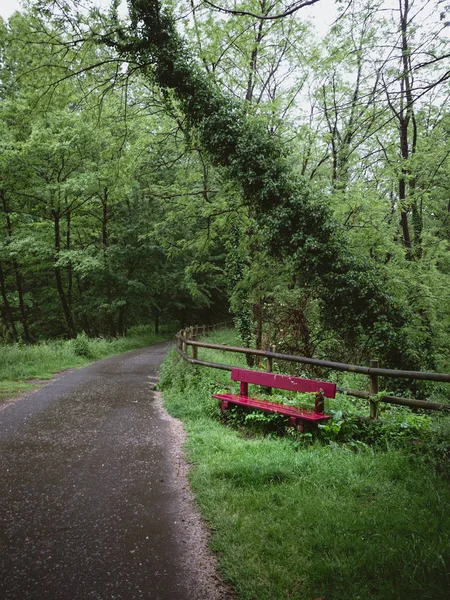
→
(231, 368, 336, 398)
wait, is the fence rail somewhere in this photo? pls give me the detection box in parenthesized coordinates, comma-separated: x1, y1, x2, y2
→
(175, 325, 450, 417)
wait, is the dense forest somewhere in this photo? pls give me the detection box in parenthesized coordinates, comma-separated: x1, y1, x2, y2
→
(0, 0, 449, 374)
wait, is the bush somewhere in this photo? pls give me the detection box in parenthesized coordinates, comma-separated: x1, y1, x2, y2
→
(409, 419, 450, 478)
(160, 343, 450, 600)
(72, 332, 93, 358)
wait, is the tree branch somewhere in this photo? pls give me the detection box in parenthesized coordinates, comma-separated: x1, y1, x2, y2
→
(202, 0, 321, 20)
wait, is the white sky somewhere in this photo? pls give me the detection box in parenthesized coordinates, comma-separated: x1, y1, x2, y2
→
(1, 0, 24, 19)
(0, 0, 339, 34)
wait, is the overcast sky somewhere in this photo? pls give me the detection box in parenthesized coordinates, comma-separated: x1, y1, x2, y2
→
(0, 0, 338, 34)
(1, 0, 23, 19)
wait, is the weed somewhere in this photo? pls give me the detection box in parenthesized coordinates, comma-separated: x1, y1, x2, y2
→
(72, 332, 93, 358)
(160, 330, 450, 600)
(0, 326, 169, 399)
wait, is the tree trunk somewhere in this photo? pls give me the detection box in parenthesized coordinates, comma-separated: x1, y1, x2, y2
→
(245, 11, 265, 103)
(108, 315, 117, 338)
(0, 262, 18, 341)
(117, 305, 126, 337)
(399, 172, 412, 253)
(1, 189, 31, 342)
(102, 188, 109, 250)
(66, 210, 73, 307)
(54, 213, 76, 338)
(254, 297, 263, 350)
(101, 187, 117, 337)
(397, 0, 416, 260)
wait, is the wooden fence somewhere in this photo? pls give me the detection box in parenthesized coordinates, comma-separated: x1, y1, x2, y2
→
(175, 324, 450, 418)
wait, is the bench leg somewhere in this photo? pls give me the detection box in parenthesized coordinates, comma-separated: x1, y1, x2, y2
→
(290, 416, 304, 433)
(221, 400, 229, 414)
(315, 392, 325, 414)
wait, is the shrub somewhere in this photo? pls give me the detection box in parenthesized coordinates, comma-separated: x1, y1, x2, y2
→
(72, 332, 93, 358)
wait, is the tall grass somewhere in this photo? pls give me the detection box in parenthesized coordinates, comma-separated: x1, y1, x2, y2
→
(160, 329, 450, 600)
(0, 326, 169, 400)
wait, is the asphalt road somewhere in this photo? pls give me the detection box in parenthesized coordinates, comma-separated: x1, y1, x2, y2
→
(0, 343, 218, 600)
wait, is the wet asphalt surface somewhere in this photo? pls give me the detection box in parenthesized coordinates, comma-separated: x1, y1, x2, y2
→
(0, 343, 202, 600)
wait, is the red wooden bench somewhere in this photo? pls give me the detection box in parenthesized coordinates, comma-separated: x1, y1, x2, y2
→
(213, 368, 336, 432)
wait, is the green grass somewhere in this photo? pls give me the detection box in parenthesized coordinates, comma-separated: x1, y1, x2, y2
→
(0, 380, 43, 402)
(0, 325, 169, 401)
(160, 329, 450, 600)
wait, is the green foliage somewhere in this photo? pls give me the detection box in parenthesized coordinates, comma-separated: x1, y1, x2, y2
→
(317, 394, 450, 476)
(72, 332, 93, 358)
(2, 1, 450, 378)
(117, 0, 438, 369)
(411, 420, 450, 478)
(0, 8, 231, 341)
(160, 332, 450, 600)
(0, 326, 167, 390)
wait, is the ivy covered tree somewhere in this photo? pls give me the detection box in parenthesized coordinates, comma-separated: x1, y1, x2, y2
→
(83, 0, 418, 367)
(1, 0, 449, 379)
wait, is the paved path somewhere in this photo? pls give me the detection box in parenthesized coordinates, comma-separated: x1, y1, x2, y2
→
(0, 343, 225, 600)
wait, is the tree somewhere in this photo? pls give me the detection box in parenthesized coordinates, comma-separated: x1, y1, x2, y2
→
(91, 0, 420, 367)
(3, 0, 450, 375)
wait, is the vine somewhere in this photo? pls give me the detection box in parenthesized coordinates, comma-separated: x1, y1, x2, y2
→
(115, 0, 417, 368)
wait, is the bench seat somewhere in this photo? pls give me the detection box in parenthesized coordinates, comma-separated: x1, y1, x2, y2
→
(213, 393, 332, 431)
(213, 368, 335, 433)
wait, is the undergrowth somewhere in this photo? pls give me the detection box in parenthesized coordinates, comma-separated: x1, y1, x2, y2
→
(0, 325, 169, 401)
(160, 328, 450, 600)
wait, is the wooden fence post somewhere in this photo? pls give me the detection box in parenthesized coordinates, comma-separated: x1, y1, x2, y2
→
(369, 359, 379, 419)
(265, 344, 276, 394)
(188, 327, 193, 357)
(266, 344, 276, 373)
(175, 327, 450, 412)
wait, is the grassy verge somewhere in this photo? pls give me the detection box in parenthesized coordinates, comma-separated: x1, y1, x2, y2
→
(0, 326, 169, 402)
(160, 329, 450, 600)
